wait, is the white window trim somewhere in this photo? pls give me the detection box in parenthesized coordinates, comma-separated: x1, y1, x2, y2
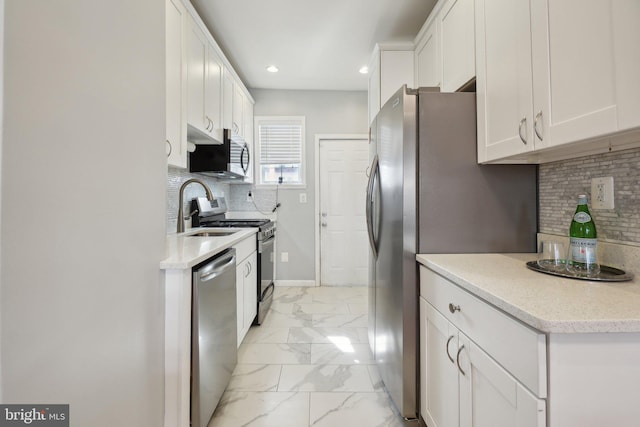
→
(254, 115, 307, 189)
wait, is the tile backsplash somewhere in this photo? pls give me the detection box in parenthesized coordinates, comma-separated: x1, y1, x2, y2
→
(167, 167, 230, 232)
(539, 147, 640, 246)
(167, 167, 278, 232)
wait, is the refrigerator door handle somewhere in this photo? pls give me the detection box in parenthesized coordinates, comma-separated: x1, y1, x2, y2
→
(366, 154, 380, 259)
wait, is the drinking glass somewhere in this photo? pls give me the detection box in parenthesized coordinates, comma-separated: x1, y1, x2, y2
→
(537, 241, 566, 272)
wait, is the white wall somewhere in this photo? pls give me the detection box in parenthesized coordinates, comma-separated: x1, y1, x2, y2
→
(250, 89, 368, 282)
(1, 1, 166, 425)
(0, 0, 5, 403)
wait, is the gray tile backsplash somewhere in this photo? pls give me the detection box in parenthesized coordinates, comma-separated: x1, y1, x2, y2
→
(167, 167, 230, 232)
(167, 167, 278, 232)
(170, 147, 640, 247)
(539, 147, 640, 245)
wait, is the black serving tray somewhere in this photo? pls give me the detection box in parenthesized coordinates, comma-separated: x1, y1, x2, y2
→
(526, 261, 633, 282)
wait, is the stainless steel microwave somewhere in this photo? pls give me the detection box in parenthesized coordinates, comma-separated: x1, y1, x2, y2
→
(189, 129, 250, 181)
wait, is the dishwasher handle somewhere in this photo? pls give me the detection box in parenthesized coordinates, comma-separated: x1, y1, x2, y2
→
(198, 249, 236, 282)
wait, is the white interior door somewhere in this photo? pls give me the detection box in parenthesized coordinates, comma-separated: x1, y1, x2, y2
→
(319, 139, 369, 286)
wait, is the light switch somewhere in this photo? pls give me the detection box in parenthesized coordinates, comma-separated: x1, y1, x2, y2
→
(299, 193, 307, 204)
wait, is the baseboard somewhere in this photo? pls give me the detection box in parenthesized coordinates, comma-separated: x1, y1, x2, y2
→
(275, 280, 317, 287)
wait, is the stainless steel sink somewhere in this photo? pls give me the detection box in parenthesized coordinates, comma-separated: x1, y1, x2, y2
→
(187, 230, 237, 237)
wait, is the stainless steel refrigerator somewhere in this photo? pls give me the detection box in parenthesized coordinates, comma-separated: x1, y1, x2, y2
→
(365, 86, 537, 422)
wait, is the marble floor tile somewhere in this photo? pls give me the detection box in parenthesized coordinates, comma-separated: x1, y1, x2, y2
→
(293, 303, 350, 315)
(204, 287, 407, 427)
(311, 313, 368, 328)
(226, 364, 282, 392)
(287, 327, 368, 344)
(273, 287, 314, 304)
(238, 343, 311, 364)
(348, 303, 368, 315)
(209, 391, 310, 427)
(367, 365, 385, 391)
(308, 286, 368, 304)
(243, 326, 291, 344)
(260, 308, 313, 328)
(309, 392, 405, 427)
(278, 364, 375, 392)
(310, 343, 375, 365)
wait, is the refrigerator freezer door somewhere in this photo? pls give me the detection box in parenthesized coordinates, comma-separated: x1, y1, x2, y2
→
(374, 86, 418, 420)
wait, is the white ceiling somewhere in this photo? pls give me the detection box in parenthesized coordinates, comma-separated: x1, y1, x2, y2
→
(189, 0, 437, 91)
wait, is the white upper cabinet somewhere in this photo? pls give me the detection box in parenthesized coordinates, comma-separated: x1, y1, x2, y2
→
(205, 44, 223, 134)
(414, 0, 475, 92)
(232, 83, 245, 138)
(178, 0, 254, 149)
(613, 0, 640, 131)
(166, 0, 188, 168)
(186, 15, 224, 144)
(414, 14, 440, 88)
(368, 43, 414, 125)
(186, 16, 208, 137)
(532, 0, 618, 149)
(222, 68, 234, 131)
(439, 0, 475, 92)
(478, 0, 640, 163)
(475, 0, 535, 163)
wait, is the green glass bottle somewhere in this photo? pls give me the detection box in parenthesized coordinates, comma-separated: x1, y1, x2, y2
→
(567, 194, 599, 276)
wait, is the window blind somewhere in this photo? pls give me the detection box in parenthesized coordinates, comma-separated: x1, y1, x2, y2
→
(259, 123, 302, 165)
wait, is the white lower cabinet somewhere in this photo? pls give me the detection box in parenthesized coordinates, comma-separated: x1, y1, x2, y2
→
(234, 237, 257, 346)
(458, 334, 546, 427)
(420, 266, 546, 427)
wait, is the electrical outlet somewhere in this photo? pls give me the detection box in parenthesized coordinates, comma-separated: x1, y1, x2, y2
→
(281, 252, 289, 262)
(591, 177, 614, 209)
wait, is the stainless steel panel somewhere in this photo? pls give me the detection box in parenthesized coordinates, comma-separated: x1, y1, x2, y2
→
(191, 249, 237, 427)
(416, 91, 537, 253)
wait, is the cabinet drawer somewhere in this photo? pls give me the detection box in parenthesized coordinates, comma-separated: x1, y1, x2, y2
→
(420, 266, 547, 398)
(234, 235, 256, 263)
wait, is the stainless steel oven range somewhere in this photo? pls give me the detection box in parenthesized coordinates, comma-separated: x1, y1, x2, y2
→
(191, 197, 275, 324)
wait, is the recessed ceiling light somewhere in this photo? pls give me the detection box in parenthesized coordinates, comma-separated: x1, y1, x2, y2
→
(359, 66, 369, 74)
(266, 65, 279, 73)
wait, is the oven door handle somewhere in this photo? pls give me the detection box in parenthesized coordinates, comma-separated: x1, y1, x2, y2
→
(260, 282, 275, 302)
(259, 235, 275, 252)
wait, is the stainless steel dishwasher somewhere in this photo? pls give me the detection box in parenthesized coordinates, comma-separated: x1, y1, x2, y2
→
(191, 248, 237, 427)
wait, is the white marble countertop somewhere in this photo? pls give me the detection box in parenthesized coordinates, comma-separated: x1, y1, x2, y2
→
(416, 253, 640, 333)
(161, 228, 257, 269)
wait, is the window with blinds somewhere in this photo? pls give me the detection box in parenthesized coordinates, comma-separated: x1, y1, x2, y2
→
(255, 116, 305, 185)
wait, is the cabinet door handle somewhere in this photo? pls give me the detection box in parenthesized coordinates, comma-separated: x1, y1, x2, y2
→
(448, 303, 461, 314)
(445, 335, 455, 364)
(166, 140, 172, 157)
(456, 344, 466, 376)
(518, 117, 528, 145)
(534, 111, 544, 141)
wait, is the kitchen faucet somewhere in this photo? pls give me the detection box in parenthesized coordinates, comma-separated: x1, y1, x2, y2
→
(177, 178, 214, 233)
